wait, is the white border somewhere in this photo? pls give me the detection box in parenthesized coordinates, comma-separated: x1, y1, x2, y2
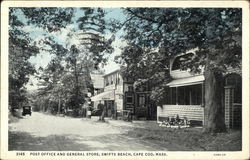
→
(1, 1, 249, 160)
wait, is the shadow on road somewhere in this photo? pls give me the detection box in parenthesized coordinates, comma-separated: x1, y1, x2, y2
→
(8, 112, 168, 151)
(9, 131, 90, 151)
(9, 130, 166, 151)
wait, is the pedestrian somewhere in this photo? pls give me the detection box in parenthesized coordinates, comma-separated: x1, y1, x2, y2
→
(97, 102, 105, 121)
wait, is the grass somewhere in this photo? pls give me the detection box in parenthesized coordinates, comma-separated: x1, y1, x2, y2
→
(8, 111, 23, 123)
(126, 123, 242, 151)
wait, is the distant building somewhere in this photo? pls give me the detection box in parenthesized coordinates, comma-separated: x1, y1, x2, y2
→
(90, 69, 157, 120)
(91, 69, 124, 117)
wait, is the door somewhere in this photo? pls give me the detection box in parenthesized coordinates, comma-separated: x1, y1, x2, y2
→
(105, 100, 114, 117)
(135, 93, 148, 118)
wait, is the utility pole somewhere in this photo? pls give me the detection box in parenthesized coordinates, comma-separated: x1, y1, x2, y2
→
(57, 82, 62, 115)
(86, 93, 92, 118)
(57, 97, 61, 115)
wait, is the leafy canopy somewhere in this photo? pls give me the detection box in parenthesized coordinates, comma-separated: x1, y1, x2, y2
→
(115, 8, 241, 105)
(120, 8, 241, 73)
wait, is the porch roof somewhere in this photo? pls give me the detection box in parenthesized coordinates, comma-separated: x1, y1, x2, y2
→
(91, 90, 114, 101)
(167, 75, 204, 87)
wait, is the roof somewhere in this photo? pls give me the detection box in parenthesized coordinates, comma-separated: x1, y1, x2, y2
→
(90, 74, 104, 89)
(103, 69, 120, 77)
(167, 75, 204, 87)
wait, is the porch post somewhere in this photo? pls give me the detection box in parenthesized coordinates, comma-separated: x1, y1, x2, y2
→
(176, 87, 178, 105)
(202, 83, 205, 125)
(202, 83, 204, 107)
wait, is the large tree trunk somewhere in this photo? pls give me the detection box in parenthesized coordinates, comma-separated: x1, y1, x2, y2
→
(203, 69, 226, 133)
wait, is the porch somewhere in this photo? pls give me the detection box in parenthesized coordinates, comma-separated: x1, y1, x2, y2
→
(157, 105, 204, 125)
(157, 75, 205, 126)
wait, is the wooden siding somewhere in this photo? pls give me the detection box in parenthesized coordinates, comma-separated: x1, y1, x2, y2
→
(115, 94, 123, 111)
(232, 103, 242, 128)
(157, 105, 204, 123)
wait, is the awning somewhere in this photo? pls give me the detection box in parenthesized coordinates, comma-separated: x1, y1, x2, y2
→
(91, 90, 114, 101)
(167, 75, 204, 87)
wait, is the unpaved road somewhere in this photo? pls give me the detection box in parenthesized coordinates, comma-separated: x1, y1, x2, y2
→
(9, 112, 167, 151)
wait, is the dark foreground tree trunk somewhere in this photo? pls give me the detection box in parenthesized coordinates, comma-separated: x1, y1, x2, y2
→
(203, 69, 226, 133)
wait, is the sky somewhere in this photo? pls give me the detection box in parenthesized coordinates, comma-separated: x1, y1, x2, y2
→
(19, 8, 127, 90)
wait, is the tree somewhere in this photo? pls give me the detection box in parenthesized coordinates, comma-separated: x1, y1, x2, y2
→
(118, 8, 241, 132)
(21, 7, 74, 32)
(36, 56, 66, 113)
(35, 44, 93, 116)
(115, 44, 171, 106)
(9, 8, 39, 111)
(9, 7, 76, 112)
(15, 8, 115, 117)
(63, 45, 92, 113)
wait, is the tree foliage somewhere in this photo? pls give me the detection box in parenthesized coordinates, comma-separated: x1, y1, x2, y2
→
(9, 8, 39, 110)
(121, 8, 241, 73)
(116, 44, 171, 105)
(21, 8, 74, 32)
(16, 8, 115, 116)
(117, 8, 241, 132)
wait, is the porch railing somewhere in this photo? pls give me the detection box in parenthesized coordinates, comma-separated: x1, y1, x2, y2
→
(157, 105, 204, 124)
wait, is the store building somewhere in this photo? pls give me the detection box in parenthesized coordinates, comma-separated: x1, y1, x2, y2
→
(91, 69, 124, 117)
(90, 69, 157, 120)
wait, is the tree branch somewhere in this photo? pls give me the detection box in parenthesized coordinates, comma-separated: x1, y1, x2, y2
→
(126, 8, 158, 23)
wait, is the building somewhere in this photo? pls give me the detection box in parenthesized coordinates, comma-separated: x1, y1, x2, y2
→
(91, 69, 124, 117)
(90, 74, 104, 95)
(157, 51, 242, 128)
(90, 74, 104, 109)
(90, 69, 157, 120)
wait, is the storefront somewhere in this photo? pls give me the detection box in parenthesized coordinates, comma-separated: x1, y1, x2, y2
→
(91, 90, 115, 117)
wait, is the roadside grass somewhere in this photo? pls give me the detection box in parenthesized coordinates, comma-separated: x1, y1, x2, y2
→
(8, 111, 23, 123)
(126, 123, 242, 151)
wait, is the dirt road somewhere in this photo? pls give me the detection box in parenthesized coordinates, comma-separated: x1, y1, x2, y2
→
(9, 112, 167, 151)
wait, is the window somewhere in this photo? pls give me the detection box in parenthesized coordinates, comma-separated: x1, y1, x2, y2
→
(172, 53, 194, 70)
(126, 97, 133, 103)
(190, 85, 202, 105)
(105, 78, 109, 86)
(178, 87, 185, 105)
(171, 87, 177, 104)
(165, 87, 176, 105)
(165, 84, 202, 105)
(115, 73, 118, 84)
(128, 86, 133, 92)
(110, 75, 113, 84)
(138, 94, 146, 107)
(117, 75, 120, 84)
(126, 93, 134, 104)
(177, 85, 202, 105)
